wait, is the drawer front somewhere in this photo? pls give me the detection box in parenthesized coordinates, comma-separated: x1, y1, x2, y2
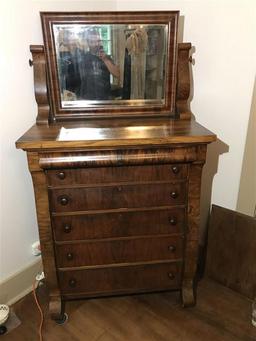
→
(47, 164, 188, 186)
(59, 262, 182, 295)
(55, 235, 183, 268)
(52, 208, 185, 241)
(50, 182, 186, 212)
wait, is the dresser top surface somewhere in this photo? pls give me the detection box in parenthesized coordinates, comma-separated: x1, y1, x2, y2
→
(16, 118, 216, 151)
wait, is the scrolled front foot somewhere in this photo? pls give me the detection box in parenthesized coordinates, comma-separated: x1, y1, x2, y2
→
(181, 279, 196, 307)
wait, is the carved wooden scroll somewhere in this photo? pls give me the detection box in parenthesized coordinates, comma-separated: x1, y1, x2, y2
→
(30, 45, 51, 124)
(176, 43, 192, 120)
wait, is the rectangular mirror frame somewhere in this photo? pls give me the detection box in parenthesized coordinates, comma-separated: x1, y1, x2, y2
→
(41, 11, 179, 120)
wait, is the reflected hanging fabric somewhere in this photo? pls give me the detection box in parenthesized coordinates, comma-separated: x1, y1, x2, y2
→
(122, 48, 131, 99)
(125, 28, 148, 99)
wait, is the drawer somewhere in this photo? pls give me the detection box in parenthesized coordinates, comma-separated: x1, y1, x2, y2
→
(55, 235, 183, 268)
(46, 164, 188, 186)
(50, 182, 187, 212)
(58, 262, 182, 296)
(52, 207, 185, 241)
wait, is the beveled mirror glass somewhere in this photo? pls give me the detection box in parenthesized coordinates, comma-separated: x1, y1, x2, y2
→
(41, 12, 179, 119)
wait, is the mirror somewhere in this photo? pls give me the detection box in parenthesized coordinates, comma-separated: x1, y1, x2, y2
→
(41, 12, 179, 119)
(54, 24, 167, 104)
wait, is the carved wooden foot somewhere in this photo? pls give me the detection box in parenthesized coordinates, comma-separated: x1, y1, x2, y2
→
(49, 295, 65, 322)
(181, 279, 196, 307)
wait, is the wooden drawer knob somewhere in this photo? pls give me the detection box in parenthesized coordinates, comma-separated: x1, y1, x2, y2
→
(63, 224, 71, 233)
(68, 278, 77, 287)
(59, 195, 69, 206)
(57, 171, 66, 180)
(170, 191, 178, 199)
(168, 272, 175, 280)
(171, 166, 180, 174)
(66, 252, 74, 261)
(169, 217, 177, 225)
(66, 252, 74, 260)
(168, 245, 176, 252)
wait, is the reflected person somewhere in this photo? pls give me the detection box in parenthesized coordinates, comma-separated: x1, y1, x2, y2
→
(80, 29, 120, 100)
(58, 30, 83, 99)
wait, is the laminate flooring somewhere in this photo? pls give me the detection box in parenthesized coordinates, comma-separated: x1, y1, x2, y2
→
(2, 278, 256, 341)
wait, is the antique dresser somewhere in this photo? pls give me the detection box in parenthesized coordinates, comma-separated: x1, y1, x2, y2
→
(16, 11, 216, 322)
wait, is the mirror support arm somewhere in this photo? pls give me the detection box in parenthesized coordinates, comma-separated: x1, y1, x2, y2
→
(176, 43, 193, 120)
(30, 45, 51, 125)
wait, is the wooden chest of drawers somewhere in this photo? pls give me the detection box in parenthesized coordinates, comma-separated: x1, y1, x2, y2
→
(15, 11, 217, 322)
(16, 120, 216, 321)
(48, 162, 187, 299)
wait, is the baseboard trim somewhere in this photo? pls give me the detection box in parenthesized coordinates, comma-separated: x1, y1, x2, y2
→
(0, 258, 42, 305)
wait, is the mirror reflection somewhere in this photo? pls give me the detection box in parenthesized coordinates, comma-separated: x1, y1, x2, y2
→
(53, 24, 168, 107)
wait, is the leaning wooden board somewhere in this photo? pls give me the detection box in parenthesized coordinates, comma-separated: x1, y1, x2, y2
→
(206, 204, 256, 299)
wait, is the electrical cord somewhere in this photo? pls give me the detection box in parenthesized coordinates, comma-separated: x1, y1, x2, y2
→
(33, 279, 43, 341)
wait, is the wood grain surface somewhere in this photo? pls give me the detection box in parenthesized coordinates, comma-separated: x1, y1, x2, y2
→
(206, 205, 256, 299)
(4, 278, 256, 341)
(16, 118, 216, 150)
(51, 207, 185, 241)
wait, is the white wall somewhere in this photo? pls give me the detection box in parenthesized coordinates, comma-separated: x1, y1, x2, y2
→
(1, 0, 256, 281)
(236, 77, 256, 216)
(0, 0, 117, 281)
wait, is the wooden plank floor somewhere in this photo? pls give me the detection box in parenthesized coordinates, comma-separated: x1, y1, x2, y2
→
(2, 278, 256, 341)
